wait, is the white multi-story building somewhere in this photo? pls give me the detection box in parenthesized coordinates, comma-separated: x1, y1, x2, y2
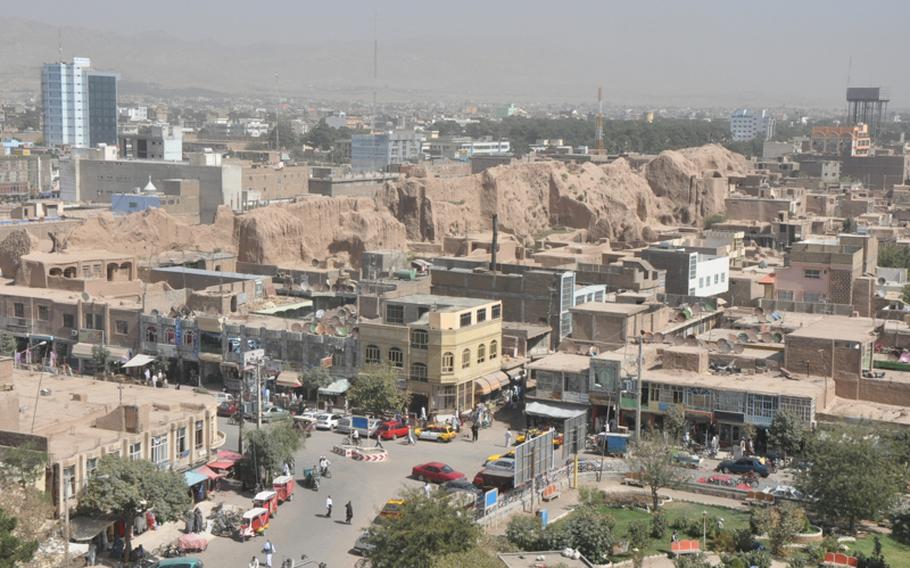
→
(42, 57, 118, 148)
(41, 57, 91, 147)
(351, 131, 424, 173)
(423, 137, 511, 161)
(730, 108, 775, 141)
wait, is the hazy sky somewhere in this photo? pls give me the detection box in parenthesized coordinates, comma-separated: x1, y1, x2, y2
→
(4, 0, 909, 106)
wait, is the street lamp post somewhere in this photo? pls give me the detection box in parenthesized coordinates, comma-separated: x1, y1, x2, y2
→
(702, 510, 707, 549)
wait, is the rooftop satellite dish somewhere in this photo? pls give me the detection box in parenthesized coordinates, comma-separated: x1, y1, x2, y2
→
(717, 339, 732, 353)
(732, 343, 745, 354)
(706, 341, 718, 352)
(754, 307, 764, 316)
(291, 323, 303, 332)
(315, 309, 326, 320)
(81, 292, 90, 302)
(737, 332, 750, 343)
(772, 332, 784, 343)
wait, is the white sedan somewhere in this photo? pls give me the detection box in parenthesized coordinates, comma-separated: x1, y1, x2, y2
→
(315, 413, 343, 430)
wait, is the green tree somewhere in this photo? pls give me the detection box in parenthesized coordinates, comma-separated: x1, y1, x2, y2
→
(79, 455, 191, 559)
(430, 547, 502, 568)
(562, 506, 615, 563)
(0, 445, 46, 487)
(365, 488, 481, 568)
(877, 243, 910, 269)
(505, 515, 542, 550)
(795, 426, 908, 531)
(721, 550, 772, 568)
(626, 519, 650, 552)
(890, 509, 910, 545)
(674, 554, 715, 568)
(767, 410, 807, 461)
(856, 536, 890, 568)
(751, 502, 808, 555)
(0, 333, 15, 358)
(901, 284, 910, 306)
(0, 507, 38, 568)
(704, 213, 726, 229)
(665, 404, 687, 444)
(631, 433, 688, 512)
(238, 422, 301, 489)
(348, 366, 409, 416)
(299, 366, 333, 403)
(92, 345, 111, 375)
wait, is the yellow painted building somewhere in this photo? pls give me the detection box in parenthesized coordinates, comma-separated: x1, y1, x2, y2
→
(358, 295, 503, 413)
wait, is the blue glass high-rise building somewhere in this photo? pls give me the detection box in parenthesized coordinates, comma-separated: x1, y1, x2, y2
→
(41, 57, 118, 147)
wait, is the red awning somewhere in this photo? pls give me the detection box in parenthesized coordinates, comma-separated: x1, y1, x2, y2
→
(217, 450, 242, 461)
(193, 465, 224, 480)
(757, 273, 776, 285)
(207, 460, 235, 470)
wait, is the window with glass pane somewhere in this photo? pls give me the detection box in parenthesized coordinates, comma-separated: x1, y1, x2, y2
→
(151, 435, 168, 467)
(459, 312, 472, 327)
(411, 363, 427, 382)
(461, 348, 471, 369)
(476, 308, 487, 323)
(386, 304, 404, 323)
(195, 420, 204, 448)
(442, 352, 454, 373)
(365, 345, 380, 365)
(388, 347, 404, 368)
(63, 465, 76, 499)
(129, 442, 142, 460)
(491, 304, 501, 319)
(490, 340, 498, 359)
(176, 427, 187, 454)
(410, 329, 428, 349)
(477, 344, 486, 364)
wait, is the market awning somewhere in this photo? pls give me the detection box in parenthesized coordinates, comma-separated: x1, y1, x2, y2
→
(108, 345, 131, 361)
(318, 378, 350, 396)
(524, 400, 587, 420)
(193, 465, 223, 481)
(217, 449, 242, 461)
(207, 460, 235, 470)
(68, 516, 115, 542)
(70, 343, 95, 359)
(276, 370, 302, 388)
(122, 354, 156, 368)
(474, 377, 494, 396)
(184, 470, 207, 487)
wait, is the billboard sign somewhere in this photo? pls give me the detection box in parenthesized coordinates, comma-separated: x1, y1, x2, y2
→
(484, 488, 498, 512)
(514, 429, 555, 487)
(562, 413, 588, 461)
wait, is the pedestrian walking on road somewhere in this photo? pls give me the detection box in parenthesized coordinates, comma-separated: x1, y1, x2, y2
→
(471, 421, 479, 442)
(375, 436, 384, 449)
(352, 430, 360, 446)
(505, 430, 513, 447)
(345, 500, 353, 524)
(423, 481, 432, 498)
(406, 424, 416, 445)
(325, 495, 333, 518)
(249, 556, 259, 568)
(262, 540, 275, 568)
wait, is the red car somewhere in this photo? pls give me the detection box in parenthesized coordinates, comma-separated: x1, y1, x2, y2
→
(217, 401, 239, 417)
(374, 420, 409, 440)
(412, 462, 465, 483)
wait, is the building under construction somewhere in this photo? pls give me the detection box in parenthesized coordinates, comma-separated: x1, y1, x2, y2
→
(846, 87, 889, 140)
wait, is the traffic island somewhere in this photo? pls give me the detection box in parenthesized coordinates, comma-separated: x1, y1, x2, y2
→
(352, 447, 389, 462)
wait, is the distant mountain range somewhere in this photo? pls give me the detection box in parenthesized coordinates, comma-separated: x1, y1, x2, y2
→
(0, 16, 845, 107)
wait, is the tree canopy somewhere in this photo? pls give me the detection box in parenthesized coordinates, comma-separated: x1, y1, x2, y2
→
(795, 426, 908, 531)
(630, 433, 688, 512)
(299, 366, 333, 401)
(365, 488, 481, 568)
(0, 508, 38, 568)
(348, 366, 409, 416)
(238, 422, 301, 489)
(766, 409, 807, 460)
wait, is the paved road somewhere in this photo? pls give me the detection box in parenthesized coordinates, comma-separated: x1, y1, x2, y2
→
(197, 417, 514, 568)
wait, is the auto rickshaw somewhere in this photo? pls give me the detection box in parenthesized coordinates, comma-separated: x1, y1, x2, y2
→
(272, 475, 296, 503)
(253, 490, 279, 516)
(238, 507, 270, 541)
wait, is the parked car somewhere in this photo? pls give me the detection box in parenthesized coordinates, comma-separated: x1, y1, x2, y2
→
(155, 559, 205, 568)
(415, 424, 457, 443)
(335, 417, 353, 434)
(485, 449, 515, 464)
(763, 485, 806, 500)
(412, 462, 465, 483)
(315, 413, 343, 431)
(472, 469, 514, 492)
(216, 401, 238, 417)
(443, 478, 483, 498)
(484, 458, 515, 472)
(671, 451, 703, 469)
(378, 498, 405, 519)
(352, 530, 374, 556)
(374, 420, 409, 440)
(716, 456, 770, 477)
(245, 406, 291, 422)
(214, 392, 234, 405)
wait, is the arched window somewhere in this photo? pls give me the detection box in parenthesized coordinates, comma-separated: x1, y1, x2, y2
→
(490, 340, 498, 359)
(411, 363, 427, 382)
(410, 329, 428, 349)
(145, 327, 158, 343)
(477, 343, 486, 364)
(365, 344, 380, 365)
(462, 348, 471, 369)
(388, 347, 404, 368)
(442, 352, 454, 373)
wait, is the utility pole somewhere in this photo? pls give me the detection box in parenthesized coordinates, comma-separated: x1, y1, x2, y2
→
(635, 332, 643, 442)
(529, 446, 536, 515)
(256, 358, 263, 430)
(238, 369, 245, 455)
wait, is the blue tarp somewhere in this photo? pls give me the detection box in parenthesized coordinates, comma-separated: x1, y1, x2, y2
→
(183, 470, 207, 487)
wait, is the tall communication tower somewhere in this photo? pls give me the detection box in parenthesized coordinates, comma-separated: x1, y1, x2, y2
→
(372, 9, 378, 128)
(594, 86, 605, 154)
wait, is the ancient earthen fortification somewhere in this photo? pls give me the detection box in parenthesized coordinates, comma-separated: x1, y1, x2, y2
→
(61, 144, 748, 267)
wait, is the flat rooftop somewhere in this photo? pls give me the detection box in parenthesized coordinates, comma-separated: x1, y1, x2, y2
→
(570, 301, 650, 316)
(0, 283, 141, 307)
(787, 315, 877, 343)
(643, 366, 829, 400)
(527, 352, 592, 374)
(151, 266, 264, 281)
(387, 294, 495, 310)
(820, 397, 910, 426)
(22, 250, 134, 264)
(498, 552, 594, 568)
(9, 370, 216, 462)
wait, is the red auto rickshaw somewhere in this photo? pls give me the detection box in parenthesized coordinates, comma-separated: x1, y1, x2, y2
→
(238, 507, 270, 541)
(272, 475, 295, 503)
(253, 490, 279, 515)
